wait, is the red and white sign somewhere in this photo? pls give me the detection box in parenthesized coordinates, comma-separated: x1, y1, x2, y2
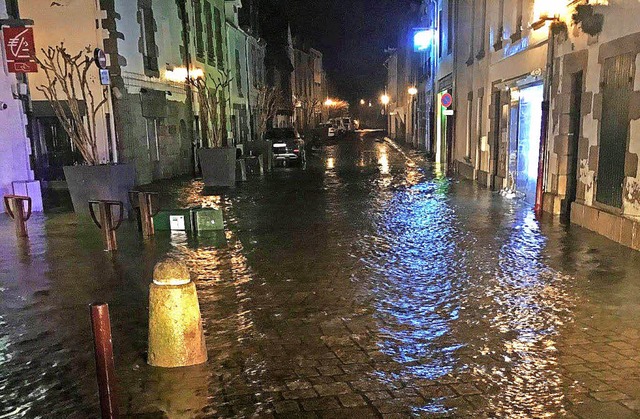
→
(2, 27, 37, 73)
(441, 92, 453, 108)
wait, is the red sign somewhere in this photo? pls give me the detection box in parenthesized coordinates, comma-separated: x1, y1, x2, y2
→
(441, 92, 453, 108)
(2, 27, 37, 73)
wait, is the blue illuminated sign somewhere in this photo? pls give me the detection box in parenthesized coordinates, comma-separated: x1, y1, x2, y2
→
(413, 29, 434, 52)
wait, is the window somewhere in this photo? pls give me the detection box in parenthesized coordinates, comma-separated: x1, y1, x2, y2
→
(146, 118, 160, 162)
(476, 0, 486, 59)
(194, 0, 205, 61)
(494, 0, 505, 50)
(467, 0, 475, 65)
(235, 49, 243, 96)
(205, 2, 215, 64)
(512, 0, 524, 41)
(214, 8, 224, 69)
(6, 0, 19, 19)
(139, 3, 158, 72)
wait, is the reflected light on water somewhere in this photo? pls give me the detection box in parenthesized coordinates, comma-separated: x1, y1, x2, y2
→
(378, 151, 390, 175)
(326, 157, 335, 170)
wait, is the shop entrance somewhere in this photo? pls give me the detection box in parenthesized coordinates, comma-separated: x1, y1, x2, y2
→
(507, 84, 544, 204)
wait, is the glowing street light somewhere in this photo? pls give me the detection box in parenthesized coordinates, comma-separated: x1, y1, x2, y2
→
(324, 98, 335, 107)
(360, 99, 366, 105)
(380, 94, 390, 105)
(408, 87, 418, 96)
(413, 29, 435, 52)
(164, 67, 204, 83)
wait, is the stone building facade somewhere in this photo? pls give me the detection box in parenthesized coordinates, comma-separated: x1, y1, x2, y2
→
(19, 0, 232, 190)
(543, 2, 640, 250)
(450, 0, 640, 250)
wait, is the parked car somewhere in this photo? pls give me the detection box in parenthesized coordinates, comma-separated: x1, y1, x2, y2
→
(266, 128, 306, 166)
(320, 122, 336, 137)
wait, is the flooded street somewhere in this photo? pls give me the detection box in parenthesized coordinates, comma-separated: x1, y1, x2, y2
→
(3, 132, 640, 418)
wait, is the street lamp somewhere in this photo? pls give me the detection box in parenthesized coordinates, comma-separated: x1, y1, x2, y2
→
(360, 99, 366, 105)
(324, 98, 334, 107)
(408, 87, 418, 96)
(380, 94, 390, 105)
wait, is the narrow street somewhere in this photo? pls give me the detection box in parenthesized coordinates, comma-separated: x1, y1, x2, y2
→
(2, 132, 640, 418)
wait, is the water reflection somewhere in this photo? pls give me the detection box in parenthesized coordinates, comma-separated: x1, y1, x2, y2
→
(2, 134, 638, 417)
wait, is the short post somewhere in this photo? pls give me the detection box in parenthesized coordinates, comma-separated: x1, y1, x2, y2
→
(129, 191, 159, 238)
(148, 259, 207, 368)
(89, 200, 124, 251)
(90, 303, 119, 419)
(3, 195, 32, 238)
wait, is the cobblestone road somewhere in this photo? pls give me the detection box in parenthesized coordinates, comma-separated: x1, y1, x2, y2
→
(2, 133, 640, 418)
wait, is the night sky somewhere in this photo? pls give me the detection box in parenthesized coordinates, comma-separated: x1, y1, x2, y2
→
(281, 0, 417, 104)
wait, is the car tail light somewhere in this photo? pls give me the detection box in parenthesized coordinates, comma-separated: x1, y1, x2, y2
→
(293, 149, 299, 153)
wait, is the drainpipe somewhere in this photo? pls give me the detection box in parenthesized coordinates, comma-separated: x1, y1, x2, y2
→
(535, 23, 556, 215)
(178, 0, 197, 177)
(244, 32, 254, 148)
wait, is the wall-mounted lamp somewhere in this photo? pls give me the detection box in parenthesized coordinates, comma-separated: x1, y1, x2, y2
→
(413, 29, 434, 52)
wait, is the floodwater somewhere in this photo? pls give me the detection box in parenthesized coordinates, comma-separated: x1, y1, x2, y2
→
(2, 132, 640, 418)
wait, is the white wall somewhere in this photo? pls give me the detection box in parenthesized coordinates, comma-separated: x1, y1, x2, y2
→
(0, 0, 41, 212)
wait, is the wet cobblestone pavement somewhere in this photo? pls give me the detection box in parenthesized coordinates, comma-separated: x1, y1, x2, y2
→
(3, 132, 640, 418)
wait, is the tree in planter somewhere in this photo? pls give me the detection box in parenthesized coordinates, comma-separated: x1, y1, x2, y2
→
(190, 70, 233, 148)
(35, 44, 108, 166)
(254, 85, 278, 139)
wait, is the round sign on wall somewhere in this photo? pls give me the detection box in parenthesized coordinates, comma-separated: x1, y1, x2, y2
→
(94, 48, 107, 70)
(441, 92, 453, 108)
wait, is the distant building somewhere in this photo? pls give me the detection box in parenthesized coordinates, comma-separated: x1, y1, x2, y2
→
(226, 0, 252, 150)
(292, 41, 327, 133)
(260, 0, 294, 128)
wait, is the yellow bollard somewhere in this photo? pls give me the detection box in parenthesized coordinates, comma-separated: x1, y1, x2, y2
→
(147, 259, 207, 368)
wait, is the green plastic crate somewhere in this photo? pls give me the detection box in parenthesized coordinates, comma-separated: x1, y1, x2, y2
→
(193, 207, 224, 232)
(153, 209, 193, 231)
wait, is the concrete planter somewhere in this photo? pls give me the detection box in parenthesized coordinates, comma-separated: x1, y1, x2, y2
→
(198, 147, 236, 187)
(63, 163, 137, 218)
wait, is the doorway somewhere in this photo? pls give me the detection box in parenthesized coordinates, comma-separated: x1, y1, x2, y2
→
(505, 84, 544, 204)
(596, 54, 634, 208)
(563, 71, 583, 218)
(33, 117, 83, 182)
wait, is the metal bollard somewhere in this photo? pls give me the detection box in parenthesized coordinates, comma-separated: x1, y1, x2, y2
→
(128, 191, 159, 238)
(89, 200, 124, 252)
(147, 259, 207, 368)
(3, 195, 32, 238)
(90, 303, 119, 419)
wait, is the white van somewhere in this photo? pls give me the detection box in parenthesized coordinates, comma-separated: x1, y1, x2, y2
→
(340, 117, 353, 132)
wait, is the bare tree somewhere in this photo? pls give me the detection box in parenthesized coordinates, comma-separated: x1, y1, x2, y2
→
(35, 44, 108, 165)
(190, 70, 232, 148)
(255, 85, 278, 139)
(326, 99, 349, 120)
(299, 96, 321, 132)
